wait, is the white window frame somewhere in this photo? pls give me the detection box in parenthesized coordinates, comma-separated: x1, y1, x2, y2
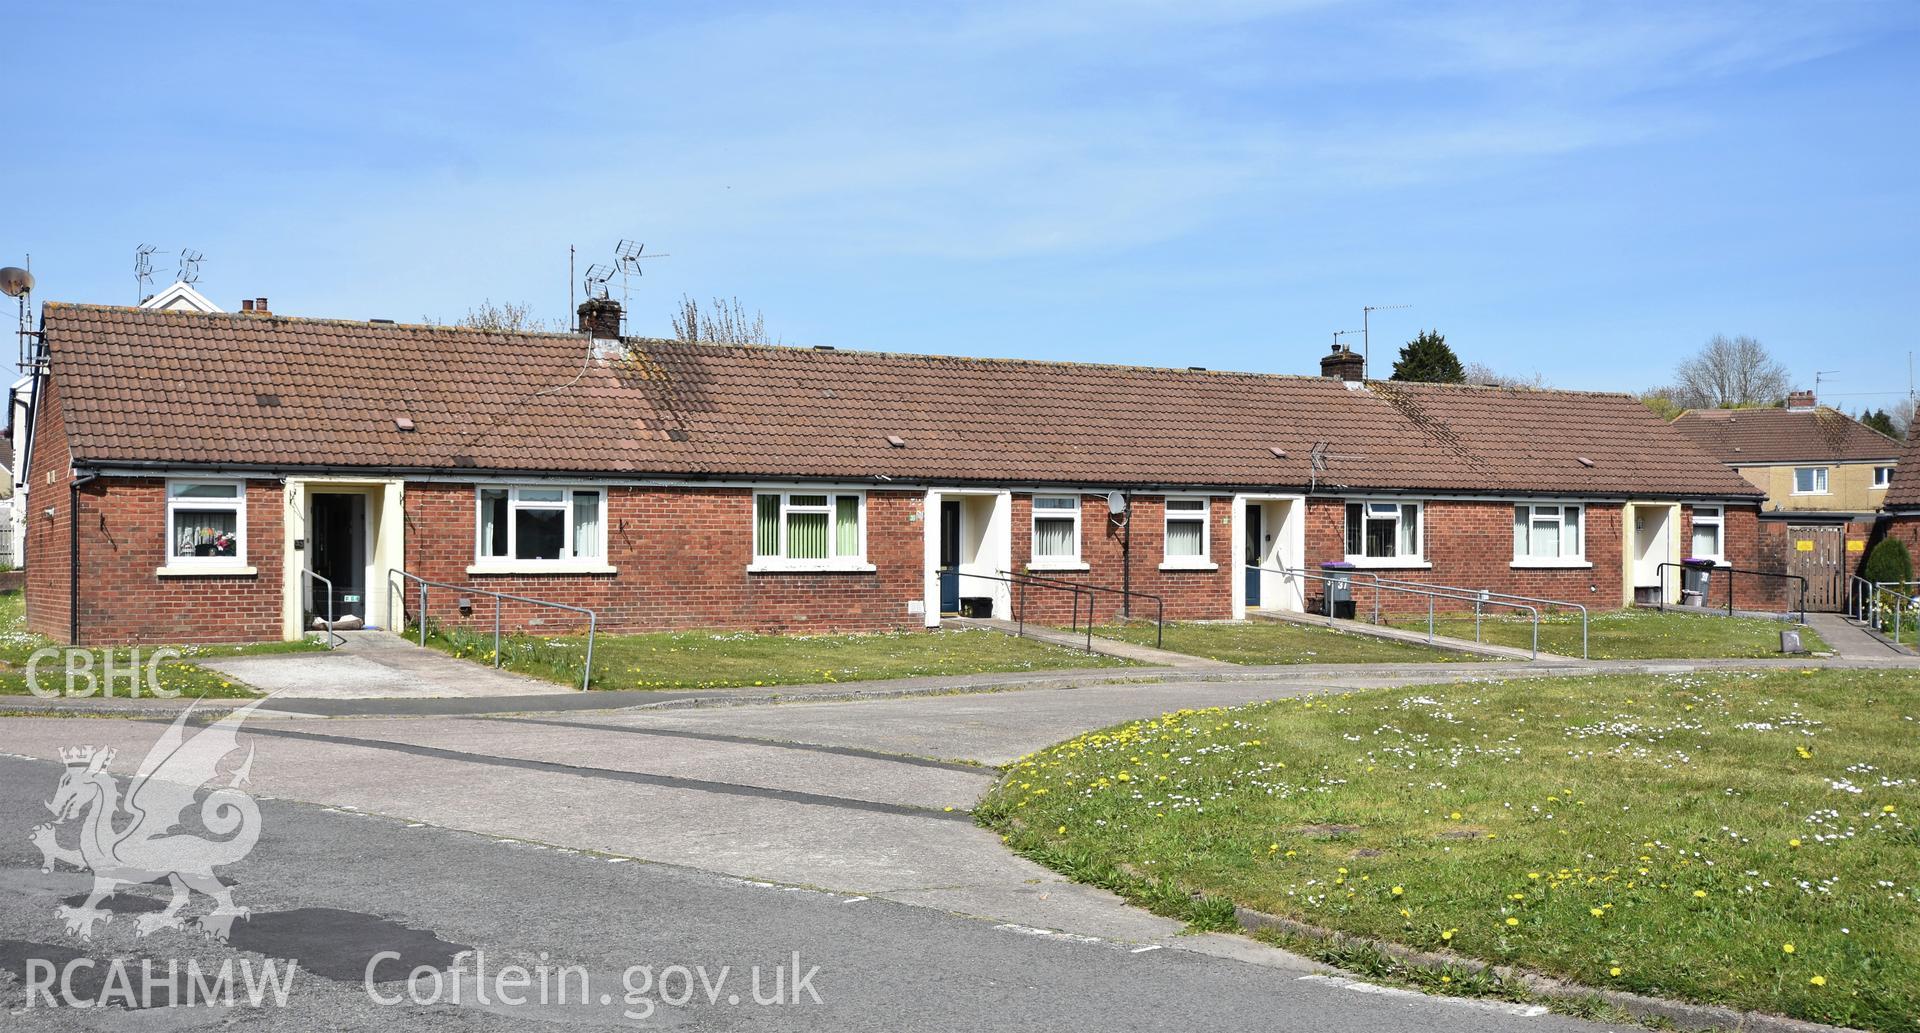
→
(1161, 496, 1216, 570)
(748, 490, 872, 573)
(163, 478, 248, 571)
(1029, 494, 1085, 570)
(1872, 466, 1894, 490)
(1511, 501, 1588, 568)
(1343, 499, 1427, 568)
(1792, 466, 1829, 495)
(470, 485, 612, 574)
(1688, 504, 1725, 564)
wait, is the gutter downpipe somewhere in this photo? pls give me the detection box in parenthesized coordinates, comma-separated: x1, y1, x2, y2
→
(69, 469, 96, 645)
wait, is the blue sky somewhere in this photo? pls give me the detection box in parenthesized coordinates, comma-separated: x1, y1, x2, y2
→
(8, 1, 1918, 404)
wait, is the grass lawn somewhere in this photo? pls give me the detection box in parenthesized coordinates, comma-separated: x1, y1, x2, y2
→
(0, 591, 310, 698)
(419, 623, 1136, 690)
(1089, 619, 1486, 665)
(1385, 608, 1827, 660)
(981, 670, 1920, 1032)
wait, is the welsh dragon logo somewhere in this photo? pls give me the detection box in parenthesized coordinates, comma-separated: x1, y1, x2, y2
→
(30, 701, 264, 940)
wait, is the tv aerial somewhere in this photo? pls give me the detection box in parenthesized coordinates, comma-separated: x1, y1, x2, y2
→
(177, 249, 205, 285)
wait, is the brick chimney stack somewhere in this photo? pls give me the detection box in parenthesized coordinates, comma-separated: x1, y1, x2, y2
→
(238, 297, 270, 315)
(1786, 390, 1816, 411)
(1320, 344, 1365, 381)
(577, 297, 622, 339)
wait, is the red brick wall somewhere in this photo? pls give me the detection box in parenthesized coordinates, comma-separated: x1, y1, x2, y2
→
(399, 484, 926, 634)
(1008, 493, 1233, 625)
(1299, 497, 1622, 615)
(23, 378, 71, 640)
(28, 470, 286, 645)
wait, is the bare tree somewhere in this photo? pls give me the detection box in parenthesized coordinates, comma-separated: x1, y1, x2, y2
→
(671, 295, 772, 345)
(1463, 362, 1549, 389)
(430, 299, 557, 332)
(1892, 397, 1915, 440)
(1668, 334, 1792, 409)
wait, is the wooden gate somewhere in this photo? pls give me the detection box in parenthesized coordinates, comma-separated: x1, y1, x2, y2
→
(1785, 524, 1845, 612)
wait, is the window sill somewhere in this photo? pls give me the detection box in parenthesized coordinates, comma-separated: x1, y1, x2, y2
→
(1789, 492, 1831, 497)
(1027, 561, 1090, 572)
(1158, 560, 1219, 572)
(156, 564, 257, 578)
(466, 562, 618, 576)
(1340, 559, 1432, 570)
(1509, 560, 1593, 570)
(747, 561, 877, 574)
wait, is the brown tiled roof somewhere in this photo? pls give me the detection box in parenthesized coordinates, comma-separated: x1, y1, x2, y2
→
(42, 302, 1761, 499)
(1668, 406, 1900, 465)
(1887, 434, 1920, 509)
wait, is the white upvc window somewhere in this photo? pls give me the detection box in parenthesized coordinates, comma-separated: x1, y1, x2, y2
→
(1512, 502, 1585, 564)
(1344, 500, 1423, 564)
(1031, 495, 1082, 566)
(475, 486, 607, 568)
(165, 480, 246, 567)
(752, 491, 868, 570)
(1162, 497, 1211, 566)
(1792, 467, 1829, 495)
(1872, 466, 1894, 489)
(1689, 504, 1724, 563)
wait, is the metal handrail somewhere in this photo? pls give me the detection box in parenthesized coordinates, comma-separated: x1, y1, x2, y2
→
(1011, 570, 1166, 649)
(1267, 565, 1542, 659)
(1369, 575, 1589, 660)
(1654, 562, 1807, 623)
(297, 567, 346, 649)
(1867, 580, 1917, 648)
(942, 570, 1095, 652)
(387, 569, 598, 691)
(1847, 575, 1880, 624)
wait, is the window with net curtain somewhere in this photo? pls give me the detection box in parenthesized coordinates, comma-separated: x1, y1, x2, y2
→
(1164, 497, 1208, 560)
(1690, 504, 1723, 560)
(1344, 502, 1420, 560)
(754, 492, 863, 562)
(1513, 503, 1582, 561)
(477, 487, 605, 561)
(167, 480, 243, 563)
(1032, 496, 1080, 561)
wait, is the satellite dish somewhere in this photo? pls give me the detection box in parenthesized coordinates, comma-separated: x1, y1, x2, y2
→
(0, 267, 32, 299)
(1105, 491, 1127, 514)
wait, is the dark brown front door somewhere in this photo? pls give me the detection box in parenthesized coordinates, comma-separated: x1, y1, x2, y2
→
(1786, 524, 1844, 612)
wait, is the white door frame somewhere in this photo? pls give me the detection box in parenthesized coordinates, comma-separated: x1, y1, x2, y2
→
(1232, 494, 1307, 619)
(922, 489, 1012, 627)
(282, 477, 405, 640)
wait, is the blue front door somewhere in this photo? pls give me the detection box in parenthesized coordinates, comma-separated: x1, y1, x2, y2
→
(1244, 507, 1262, 607)
(939, 500, 962, 614)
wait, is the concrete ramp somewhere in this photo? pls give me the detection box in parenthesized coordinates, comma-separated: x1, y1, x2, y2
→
(944, 616, 1236, 668)
(1248, 608, 1578, 663)
(200, 631, 576, 700)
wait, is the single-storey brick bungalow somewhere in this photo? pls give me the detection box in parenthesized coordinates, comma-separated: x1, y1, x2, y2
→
(1880, 432, 1920, 561)
(20, 299, 1772, 645)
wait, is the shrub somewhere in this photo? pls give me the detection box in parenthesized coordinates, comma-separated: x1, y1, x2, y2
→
(1862, 538, 1914, 588)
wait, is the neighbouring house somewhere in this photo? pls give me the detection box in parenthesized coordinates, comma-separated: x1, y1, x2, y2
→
(1669, 392, 1901, 608)
(1878, 431, 1920, 562)
(20, 299, 1769, 645)
(8, 281, 224, 570)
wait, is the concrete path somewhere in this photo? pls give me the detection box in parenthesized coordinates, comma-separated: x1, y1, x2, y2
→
(946, 615, 1237, 667)
(1251, 607, 1579, 662)
(1804, 611, 1909, 658)
(0, 751, 1594, 1032)
(199, 630, 575, 699)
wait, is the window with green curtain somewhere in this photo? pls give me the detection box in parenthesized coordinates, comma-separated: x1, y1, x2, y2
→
(834, 495, 860, 556)
(755, 495, 780, 556)
(787, 512, 829, 558)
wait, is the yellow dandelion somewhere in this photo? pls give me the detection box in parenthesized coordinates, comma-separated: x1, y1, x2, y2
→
(1609, 966, 1622, 977)
(1789, 838, 1802, 848)
(1505, 917, 1520, 926)
(1782, 943, 1795, 954)
(1693, 890, 1707, 899)
(1392, 885, 1404, 896)
(1809, 975, 1827, 987)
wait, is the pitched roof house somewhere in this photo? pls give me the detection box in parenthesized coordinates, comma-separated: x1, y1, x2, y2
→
(22, 300, 1769, 644)
(1669, 393, 1900, 516)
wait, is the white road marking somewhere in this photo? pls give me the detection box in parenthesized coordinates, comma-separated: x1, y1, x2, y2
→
(1130, 945, 1164, 953)
(993, 923, 1106, 945)
(1299, 974, 1549, 1017)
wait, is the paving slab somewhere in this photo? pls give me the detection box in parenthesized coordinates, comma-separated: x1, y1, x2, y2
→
(946, 615, 1238, 667)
